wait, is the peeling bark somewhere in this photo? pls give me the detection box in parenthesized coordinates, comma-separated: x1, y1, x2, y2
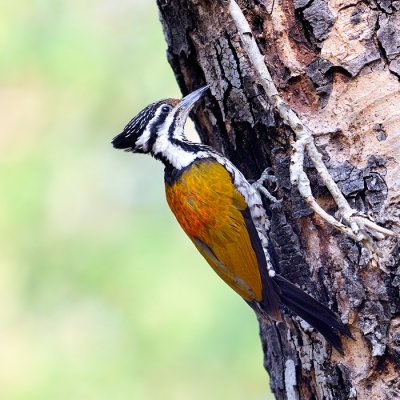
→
(156, 0, 400, 398)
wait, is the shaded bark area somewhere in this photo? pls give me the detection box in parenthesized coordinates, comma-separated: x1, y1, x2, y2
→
(157, 1, 400, 398)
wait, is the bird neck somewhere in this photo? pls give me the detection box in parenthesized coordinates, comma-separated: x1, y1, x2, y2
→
(152, 129, 203, 171)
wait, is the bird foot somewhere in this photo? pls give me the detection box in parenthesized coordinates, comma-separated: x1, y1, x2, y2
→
(252, 168, 282, 204)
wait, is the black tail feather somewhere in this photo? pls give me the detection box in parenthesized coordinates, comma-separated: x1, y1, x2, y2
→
(271, 274, 352, 354)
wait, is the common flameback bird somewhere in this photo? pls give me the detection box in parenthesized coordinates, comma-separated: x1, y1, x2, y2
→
(112, 86, 352, 353)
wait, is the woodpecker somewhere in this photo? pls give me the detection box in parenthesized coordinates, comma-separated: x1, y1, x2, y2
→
(112, 86, 352, 353)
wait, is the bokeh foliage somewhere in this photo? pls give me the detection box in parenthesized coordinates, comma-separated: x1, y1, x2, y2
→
(0, 1, 272, 398)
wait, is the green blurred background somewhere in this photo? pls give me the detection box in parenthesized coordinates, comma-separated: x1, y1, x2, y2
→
(0, 1, 272, 398)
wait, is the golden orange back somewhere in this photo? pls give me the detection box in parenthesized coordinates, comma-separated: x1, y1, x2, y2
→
(165, 160, 263, 302)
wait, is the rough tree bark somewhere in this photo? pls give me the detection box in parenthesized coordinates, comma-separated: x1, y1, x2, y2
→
(156, 1, 400, 399)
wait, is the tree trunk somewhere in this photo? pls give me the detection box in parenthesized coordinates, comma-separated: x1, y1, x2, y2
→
(156, 1, 400, 398)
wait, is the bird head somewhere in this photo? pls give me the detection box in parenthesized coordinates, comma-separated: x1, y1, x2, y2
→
(112, 85, 209, 154)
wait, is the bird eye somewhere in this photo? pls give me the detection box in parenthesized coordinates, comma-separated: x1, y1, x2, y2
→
(161, 105, 172, 113)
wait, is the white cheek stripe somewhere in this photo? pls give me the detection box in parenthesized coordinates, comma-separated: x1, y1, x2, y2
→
(135, 107, 164, 151)
(163, 108, 179, 138)
(151, 107, 198, 169)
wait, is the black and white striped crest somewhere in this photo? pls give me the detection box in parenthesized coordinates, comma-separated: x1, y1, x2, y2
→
(124, 102, 162, 138)
(112, 99, 176, 152)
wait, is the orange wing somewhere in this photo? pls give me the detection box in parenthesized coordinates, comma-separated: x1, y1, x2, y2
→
(165, 160, 263, 302)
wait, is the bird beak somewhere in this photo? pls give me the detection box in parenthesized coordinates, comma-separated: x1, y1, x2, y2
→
(178, 85, 210, 121)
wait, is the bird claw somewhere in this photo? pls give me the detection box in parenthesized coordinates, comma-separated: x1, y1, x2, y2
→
(253, 168, 282, 203)
(258, 167, 278, 187)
